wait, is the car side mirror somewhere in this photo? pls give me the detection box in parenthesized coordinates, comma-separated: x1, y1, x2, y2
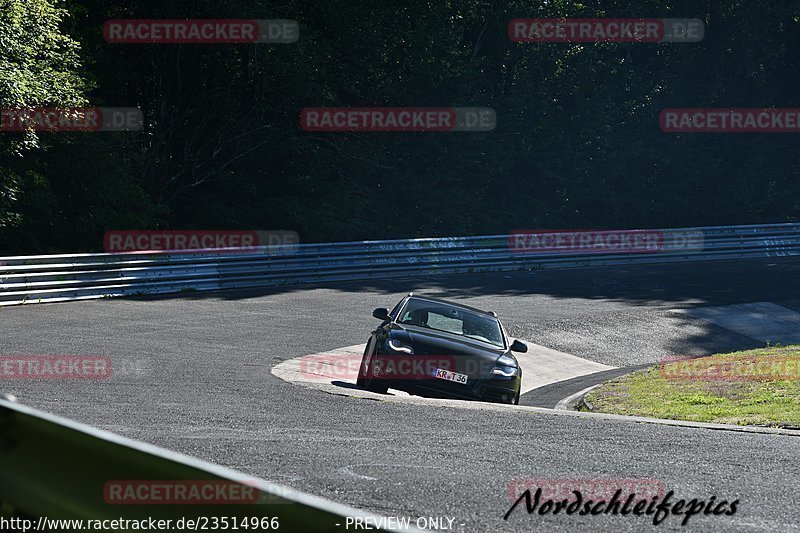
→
(510, 339, 528, 353)
(372, 307, 390, 321)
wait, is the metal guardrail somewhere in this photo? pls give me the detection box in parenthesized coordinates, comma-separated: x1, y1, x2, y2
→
(1, 223, 798, 306)
(0, 396, 417, 532)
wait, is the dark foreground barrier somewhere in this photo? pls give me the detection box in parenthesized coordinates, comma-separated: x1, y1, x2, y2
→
(0, 396, 415, 532)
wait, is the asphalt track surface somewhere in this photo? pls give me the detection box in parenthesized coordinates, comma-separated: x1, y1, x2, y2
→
(518, 364, 653, 408)
(2, 257, 800, 532)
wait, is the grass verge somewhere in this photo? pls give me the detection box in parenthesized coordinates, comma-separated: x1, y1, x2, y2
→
(582, 346, 800, 428)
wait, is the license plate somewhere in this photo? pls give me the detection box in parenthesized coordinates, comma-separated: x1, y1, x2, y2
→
(434, 368, 468, 385)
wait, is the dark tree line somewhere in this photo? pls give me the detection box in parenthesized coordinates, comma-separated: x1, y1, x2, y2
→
(2, 0, 799, 254)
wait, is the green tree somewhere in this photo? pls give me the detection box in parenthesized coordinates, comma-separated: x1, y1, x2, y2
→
(0, 0, 89, 250)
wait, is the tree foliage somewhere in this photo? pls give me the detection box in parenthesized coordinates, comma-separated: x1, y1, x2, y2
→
(2, 0, 800, 253)
(0, 0, 89, 240)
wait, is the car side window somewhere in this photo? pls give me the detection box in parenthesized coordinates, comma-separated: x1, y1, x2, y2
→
(401, 308, 428, 326)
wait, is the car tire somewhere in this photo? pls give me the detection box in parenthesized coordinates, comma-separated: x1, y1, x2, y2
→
(356, 347, 369, 388)
(365, 377, 389, 394)
(358, 350, 389, 393)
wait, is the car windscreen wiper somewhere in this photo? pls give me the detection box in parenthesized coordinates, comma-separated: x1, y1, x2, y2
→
(400, 320, 432, 329)
(462, 334, 503, 347)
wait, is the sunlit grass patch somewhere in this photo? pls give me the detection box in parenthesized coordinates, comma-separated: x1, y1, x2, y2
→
(583, 346, 800, 428)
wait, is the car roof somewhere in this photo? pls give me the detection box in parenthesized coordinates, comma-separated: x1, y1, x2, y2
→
(405, 295, 499, 318)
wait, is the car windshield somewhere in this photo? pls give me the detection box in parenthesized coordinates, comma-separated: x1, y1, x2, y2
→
(397, 299, 504, 348)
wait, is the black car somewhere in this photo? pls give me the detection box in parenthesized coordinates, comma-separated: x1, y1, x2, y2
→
(356, 294, 527, 404)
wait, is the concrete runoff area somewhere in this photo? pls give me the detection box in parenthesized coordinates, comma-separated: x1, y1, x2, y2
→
(272, 340, 614, 399)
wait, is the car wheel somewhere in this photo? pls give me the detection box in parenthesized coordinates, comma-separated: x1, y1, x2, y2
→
(512, 370, 522, 405)
(359, 351, 389, 393)
(356, 346, 369, 388)
(364, 363, 389, 393)
(365, 377, 389, 394)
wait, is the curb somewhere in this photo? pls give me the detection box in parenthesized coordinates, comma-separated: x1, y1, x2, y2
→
(555, 384, 602, 411)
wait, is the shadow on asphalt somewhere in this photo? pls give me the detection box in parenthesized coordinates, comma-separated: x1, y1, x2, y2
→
(124, 257, 800, 309)
(330, 380, 363, 391)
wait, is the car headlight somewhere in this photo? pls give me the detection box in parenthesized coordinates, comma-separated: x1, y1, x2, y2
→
(387, 339, 414, 354)
(490, 365, 518, 377)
